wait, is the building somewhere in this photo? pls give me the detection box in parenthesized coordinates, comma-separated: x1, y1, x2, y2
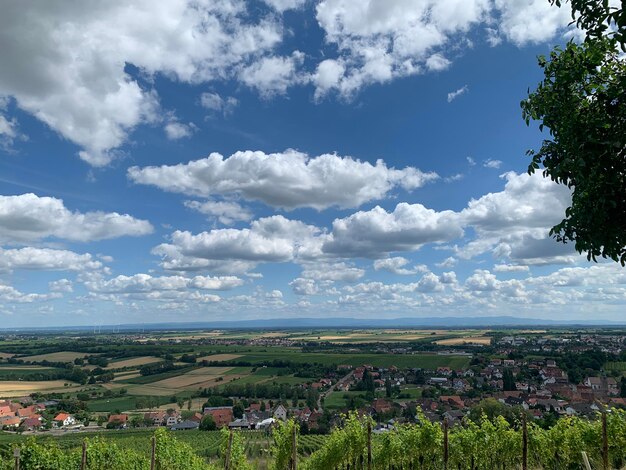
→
(107, 414, 128, 427)
(273, 404, 287, 421)
(204, 407, 233, 428)
(54, 413, 76, 427)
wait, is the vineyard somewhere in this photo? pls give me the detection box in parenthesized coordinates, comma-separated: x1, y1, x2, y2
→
(0, 410, 625, 469)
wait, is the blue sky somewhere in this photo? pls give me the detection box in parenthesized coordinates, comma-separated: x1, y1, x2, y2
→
(1, 0, 624, 327)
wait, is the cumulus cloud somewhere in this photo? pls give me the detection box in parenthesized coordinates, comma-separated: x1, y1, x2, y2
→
(0, 282, 60, 303)
(323, 203, 463, 258)
(129, 150, 437, 210)
(447, 85, 468, 103)
(185, 200, 252, 225)
(200, 92, 238, 116)
(0, 247, 103, 272)
(239, 52, 305, 97)
(262, 0, 307, 12)
(49, 279, 74, 293)
(153, 215, 323, 273)
(373, 257, 426, 275)
(483, 159, 502, 169)
(0, 193, 153, 243)
(458, 171, 573, 263)
(312, 0, 573, 98)
(300, 261, 364, 282)
(86, 273, 243, 294)
(0, 1, 283, 166)
(164, 120, 196, 140)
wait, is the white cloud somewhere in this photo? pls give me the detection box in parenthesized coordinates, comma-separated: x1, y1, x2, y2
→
(300, 261, 364, 282)
(290, 278, 319, 295)
(373, 257, 425, 275)
(49, 279, 74, 293)
(129, 149, 438, 210)
(262, 0, 307, 12)
(0, 1, 283, 165)
(185, 200, 252, 225)
(86, 273, 243, 294)
(323, 203, 463, 258)
(239, 52, 305, 97)
(0, 247, 103, 272)
(0, 282, 60, 303)
(0, 193, 153, 243)
(458, 171, 573, 264)
(483, 159, 502, 169)
(493, 0, 574, 46)
(493, 264, 530, 273)
(164, 120, 196, 140)
(200, 92, 238, 116)
(436, 256, 457, 268)
(467, 157, 476, 166)
(447, 85, 468, 102)
(153, 215, 322, 273)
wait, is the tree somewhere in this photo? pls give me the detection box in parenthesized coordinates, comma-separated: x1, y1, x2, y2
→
(621, 377, 626, 398)
(523, 1, 626, 264)
(385, 378, 392, 398)
(502, 369, 516, 391)
(233, 401, 244, 419)
(199, 414, 216, 431)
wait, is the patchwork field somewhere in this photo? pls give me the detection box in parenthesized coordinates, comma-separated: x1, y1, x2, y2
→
(0, 380, 79, 397)
(197, 353, 243, 362)
(20, 351, 86, 363)
(106, 356, 163, 369)
(288, 329, 491, 344)
(435, 336, 492, 346)
(124, 367, 249, 396)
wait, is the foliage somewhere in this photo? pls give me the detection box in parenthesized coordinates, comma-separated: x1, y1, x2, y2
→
(199, 414, 217, 431)
(523, 0, 626, 264)
(219, 428, 251, 470)
(270, 419, 299, 470)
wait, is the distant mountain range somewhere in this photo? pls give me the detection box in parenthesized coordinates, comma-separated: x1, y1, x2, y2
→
(3, 316, 625, 332)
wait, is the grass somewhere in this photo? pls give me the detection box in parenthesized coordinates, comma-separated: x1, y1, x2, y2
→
(20, 351, 87, 363)
(606, 361, 626, 372)
(235, 351, 470, 369)
(116, 366, 198, 385)
(86, 395, 172, 412)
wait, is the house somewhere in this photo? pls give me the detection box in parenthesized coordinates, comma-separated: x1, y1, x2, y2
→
(440, 396, 465, 409)
(372, 399, 393, 414)
(273, 404, 287, 421)
(229, 418, 252, 429)
(584, 377, 603, 391)
(0, 416, 21, 428)
(22, 417, 43, 431)
(0, 405, 13, 417)
(165, 412, 180, 427)
(107, 414, 128, 427)
(54, 413, 76, 427)
(204, 407, 233, 428)
(170, 420, 199, 431)
(189, 412, 203, 422)
(144, 411, 166, 426)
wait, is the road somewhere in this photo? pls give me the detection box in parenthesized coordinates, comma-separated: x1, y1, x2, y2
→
(319, 370, 354, 411)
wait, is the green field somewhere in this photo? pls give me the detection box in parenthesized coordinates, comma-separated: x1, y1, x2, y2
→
(0, 429, 327, 464)
(606, 361, 626, 371)
(234, 351, 470, 369)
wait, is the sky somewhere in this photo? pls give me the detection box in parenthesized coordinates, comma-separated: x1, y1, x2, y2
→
(1, 0, 625, 327)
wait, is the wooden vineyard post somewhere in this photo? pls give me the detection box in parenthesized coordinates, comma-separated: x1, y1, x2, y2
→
(291, 424, 298, 470)
(81, 440, 87, 470)
(13, 448, 20, 470)
(225, 429, 233, 470)
(522, 413, 528, 470)
(443, 418, 449, 470)
(602, 411, 608, 470)
(150, 435, 156, 470)
(581, 451, 592, 470)
(367, 421, 372, 470)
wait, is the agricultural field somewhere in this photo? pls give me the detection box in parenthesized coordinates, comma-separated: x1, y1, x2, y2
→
(105, 356, 163, 370)
(0, 380, 79, 397)
(435, 336, 492, 346)
(123, 367, 250, 396)
(20, 351, 86, 363)
(196, 353, 243, 362)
